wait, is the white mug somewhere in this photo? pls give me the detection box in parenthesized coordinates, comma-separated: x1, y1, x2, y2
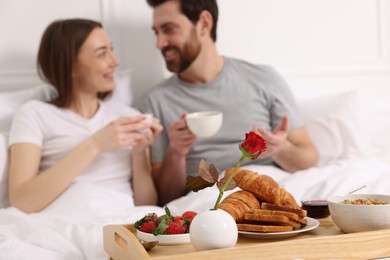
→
(139, 113, 153, 133)
(185, 111, 223, 138)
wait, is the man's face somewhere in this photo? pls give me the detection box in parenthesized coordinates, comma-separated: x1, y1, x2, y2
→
(152, 1, 202, 73)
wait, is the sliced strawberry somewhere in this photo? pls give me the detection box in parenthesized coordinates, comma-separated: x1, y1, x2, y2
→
(140, 220, 157, 233)
(165, 222, 186, 234)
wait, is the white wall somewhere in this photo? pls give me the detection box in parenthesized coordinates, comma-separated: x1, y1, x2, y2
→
(0, 0, 102, 89)
(1, 0, 390, 103)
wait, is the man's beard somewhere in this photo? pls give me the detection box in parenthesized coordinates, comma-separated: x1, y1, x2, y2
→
(163, 29, 201, 73)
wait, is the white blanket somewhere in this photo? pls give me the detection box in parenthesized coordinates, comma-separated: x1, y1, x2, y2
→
(0, 158, 389, 260)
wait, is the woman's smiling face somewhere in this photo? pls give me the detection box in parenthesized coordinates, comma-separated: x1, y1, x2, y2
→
(72, 27, 120, 96)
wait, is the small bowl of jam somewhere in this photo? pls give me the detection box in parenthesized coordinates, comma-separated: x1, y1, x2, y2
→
(301, 199, 330, 219)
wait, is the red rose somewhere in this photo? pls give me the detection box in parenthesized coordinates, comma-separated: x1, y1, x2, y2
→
(186, 130, 267, 210)
(239, 131, 267, 159)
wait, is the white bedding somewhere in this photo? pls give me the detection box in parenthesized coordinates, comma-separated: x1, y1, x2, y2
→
(0, 159, 389, 260)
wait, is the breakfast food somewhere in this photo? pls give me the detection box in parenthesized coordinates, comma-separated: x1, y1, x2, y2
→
(261, 202, 307, 218)
(252, 209, 307, 225)
(244, 212, 302, 229)
(218, 190, 260, 222)
(218, 169, 308, 233)
(237, 223, 293, 233)
(135, 207, 197, 235)
(341, 198, 390, 205)
(225, 168, 300, 209)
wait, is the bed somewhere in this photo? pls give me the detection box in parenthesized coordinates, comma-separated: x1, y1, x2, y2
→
(0, 79, 390, 259)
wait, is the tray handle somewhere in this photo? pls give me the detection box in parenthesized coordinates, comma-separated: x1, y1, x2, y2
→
(103, 224, 149, 260)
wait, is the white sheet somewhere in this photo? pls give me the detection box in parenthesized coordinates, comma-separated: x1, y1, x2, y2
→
(0, 158, 389, 260)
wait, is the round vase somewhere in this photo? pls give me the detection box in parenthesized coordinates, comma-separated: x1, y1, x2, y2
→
(189, 208, 238, 251)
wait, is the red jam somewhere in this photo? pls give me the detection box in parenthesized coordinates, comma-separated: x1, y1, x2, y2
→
(301, 200, 330, 219)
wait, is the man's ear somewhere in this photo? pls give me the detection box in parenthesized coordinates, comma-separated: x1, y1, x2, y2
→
(198, 10, 213, 37)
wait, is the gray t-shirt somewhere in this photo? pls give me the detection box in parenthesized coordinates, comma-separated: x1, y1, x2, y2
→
(138, 57, 303, 176)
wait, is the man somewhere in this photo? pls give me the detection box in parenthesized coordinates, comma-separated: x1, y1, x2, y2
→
(139, 0, 319, 206)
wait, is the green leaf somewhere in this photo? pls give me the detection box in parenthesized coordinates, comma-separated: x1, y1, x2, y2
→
(134, 219, 143, 230)
(154, 214, 171, 235)
(217, 174, 237, 191)
(154, 219, 168, 235)
(164, 206, 171, 218)
(185, 176, 215, 192)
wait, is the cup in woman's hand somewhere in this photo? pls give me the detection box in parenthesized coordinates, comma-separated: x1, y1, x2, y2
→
(139, 113, 153, 133)
(185, 111, 223, 138)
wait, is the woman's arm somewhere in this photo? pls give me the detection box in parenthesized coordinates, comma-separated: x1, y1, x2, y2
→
(131, 149, 158, 205)
(8, 139, 98, 213)
(8, 116, 150, 213)
(131, 117, 162, 205)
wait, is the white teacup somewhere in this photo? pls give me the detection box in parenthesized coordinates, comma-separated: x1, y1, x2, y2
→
(139, 113, 153, 132)
(185, 111, 223, 138)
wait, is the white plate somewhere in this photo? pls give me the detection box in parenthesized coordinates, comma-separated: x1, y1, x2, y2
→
(238, 217, 320, 239)
(136, 230, 190, 245)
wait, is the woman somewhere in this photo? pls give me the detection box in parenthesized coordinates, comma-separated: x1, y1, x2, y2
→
(7, 18, 162, 213)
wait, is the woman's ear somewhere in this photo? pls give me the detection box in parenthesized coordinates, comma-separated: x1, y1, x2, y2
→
(198, 10, 213, 37)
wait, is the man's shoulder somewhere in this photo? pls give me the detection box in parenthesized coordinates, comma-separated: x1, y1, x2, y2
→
(137, 76, 178, 112)
(226, 57, 275, 73)
(140, 76, 177, 104)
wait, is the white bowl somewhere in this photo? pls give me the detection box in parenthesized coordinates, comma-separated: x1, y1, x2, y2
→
(328, 193, 390, 233)
(136, 230, 190, 245)
(185, 111, 223, 138)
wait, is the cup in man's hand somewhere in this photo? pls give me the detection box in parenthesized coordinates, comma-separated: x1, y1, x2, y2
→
(185, 111, 223, 138)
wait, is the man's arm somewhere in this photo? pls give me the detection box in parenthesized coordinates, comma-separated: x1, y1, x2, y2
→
(152, 113, 196, 206)
(272, 127, 318, 172)
(254, 116, 319, 172)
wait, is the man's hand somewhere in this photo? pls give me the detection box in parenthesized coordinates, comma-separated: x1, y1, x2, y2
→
(168, 113, 196, 156)
(253, 116, 289, 158)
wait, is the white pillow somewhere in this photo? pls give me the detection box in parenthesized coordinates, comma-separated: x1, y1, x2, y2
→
(0, 84, 55, 139)
(0, 133, 9, 208)
(361, 97, 390, 163)
(298, 90, 366, 167)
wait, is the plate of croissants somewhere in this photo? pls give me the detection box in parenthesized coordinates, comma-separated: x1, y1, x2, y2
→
(217, 169, 320, 239)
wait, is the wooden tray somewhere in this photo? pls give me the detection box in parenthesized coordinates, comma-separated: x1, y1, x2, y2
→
(103, 217, 390, 259)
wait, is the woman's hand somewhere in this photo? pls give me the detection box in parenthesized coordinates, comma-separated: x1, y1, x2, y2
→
(91, 115, 150, 153)
(132, 116, 163, 154)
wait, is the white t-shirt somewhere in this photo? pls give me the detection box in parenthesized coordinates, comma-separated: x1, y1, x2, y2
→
(9, 100, 140, 204)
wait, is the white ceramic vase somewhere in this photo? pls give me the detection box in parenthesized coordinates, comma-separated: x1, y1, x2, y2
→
(189, 208, 238, 251)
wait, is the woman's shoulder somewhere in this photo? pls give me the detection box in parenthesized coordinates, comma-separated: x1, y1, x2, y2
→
(18, 99, 55, 113)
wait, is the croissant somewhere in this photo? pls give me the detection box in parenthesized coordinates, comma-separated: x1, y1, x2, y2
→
(225, 168, 300, 209)
(218, 190, 260, 223)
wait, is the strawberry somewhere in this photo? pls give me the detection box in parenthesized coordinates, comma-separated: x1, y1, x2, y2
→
(140, 220, 157, 233)
(165, 222, 186, 234)
(182, 211, 197, 220)
(173, 215, 183, 223)
(186, 221, 192, 233)
(144, 213, 158, 222)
